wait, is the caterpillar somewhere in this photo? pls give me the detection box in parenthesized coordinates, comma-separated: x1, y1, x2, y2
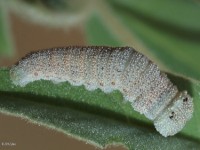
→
(10, 46, 193, 137)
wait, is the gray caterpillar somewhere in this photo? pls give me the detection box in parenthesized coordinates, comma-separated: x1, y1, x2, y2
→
(10, 46, 193, 137)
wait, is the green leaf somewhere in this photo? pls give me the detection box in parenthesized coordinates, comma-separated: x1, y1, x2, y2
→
(86, 1, 200, 82)
(1, 0, 200, 149)
(112, 5, 200, 81)
(85, 5, 200, 147)
(86, 14, 122, 47)
(0, 1, 14, 57)
(1, 68, 200, 149)
(109, 0, 200, 31)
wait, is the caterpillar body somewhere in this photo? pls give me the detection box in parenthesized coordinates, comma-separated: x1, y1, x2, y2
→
(10, 46, 193, 137)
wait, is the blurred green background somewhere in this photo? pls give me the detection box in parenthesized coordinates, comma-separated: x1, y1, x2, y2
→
(0, 0, 200, 150)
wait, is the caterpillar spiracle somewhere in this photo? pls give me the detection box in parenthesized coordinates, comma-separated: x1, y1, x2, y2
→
(10, 46, 193, 137)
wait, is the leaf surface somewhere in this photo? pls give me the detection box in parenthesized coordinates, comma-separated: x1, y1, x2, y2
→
(0, 68, 200, 149)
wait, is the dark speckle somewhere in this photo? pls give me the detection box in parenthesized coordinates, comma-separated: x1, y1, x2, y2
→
(111, 82, 115, 85)
(34, 72, 38, 76)
(169, 112, 175, 119)
(183, 97, 188, 102)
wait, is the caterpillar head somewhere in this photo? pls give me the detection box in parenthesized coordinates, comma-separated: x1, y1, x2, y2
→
(154, 91, 193, 137)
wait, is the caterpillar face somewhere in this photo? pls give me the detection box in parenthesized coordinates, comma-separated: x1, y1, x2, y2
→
(154, 91, 193, 137)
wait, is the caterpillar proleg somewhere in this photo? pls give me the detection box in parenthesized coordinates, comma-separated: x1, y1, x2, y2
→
(10, 46, 193, 137)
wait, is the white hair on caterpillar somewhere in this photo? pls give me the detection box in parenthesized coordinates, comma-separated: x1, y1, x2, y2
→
(10, 46, 193, 137)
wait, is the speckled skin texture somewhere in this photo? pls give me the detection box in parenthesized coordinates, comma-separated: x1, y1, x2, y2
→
(10, 46, 193, 137)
